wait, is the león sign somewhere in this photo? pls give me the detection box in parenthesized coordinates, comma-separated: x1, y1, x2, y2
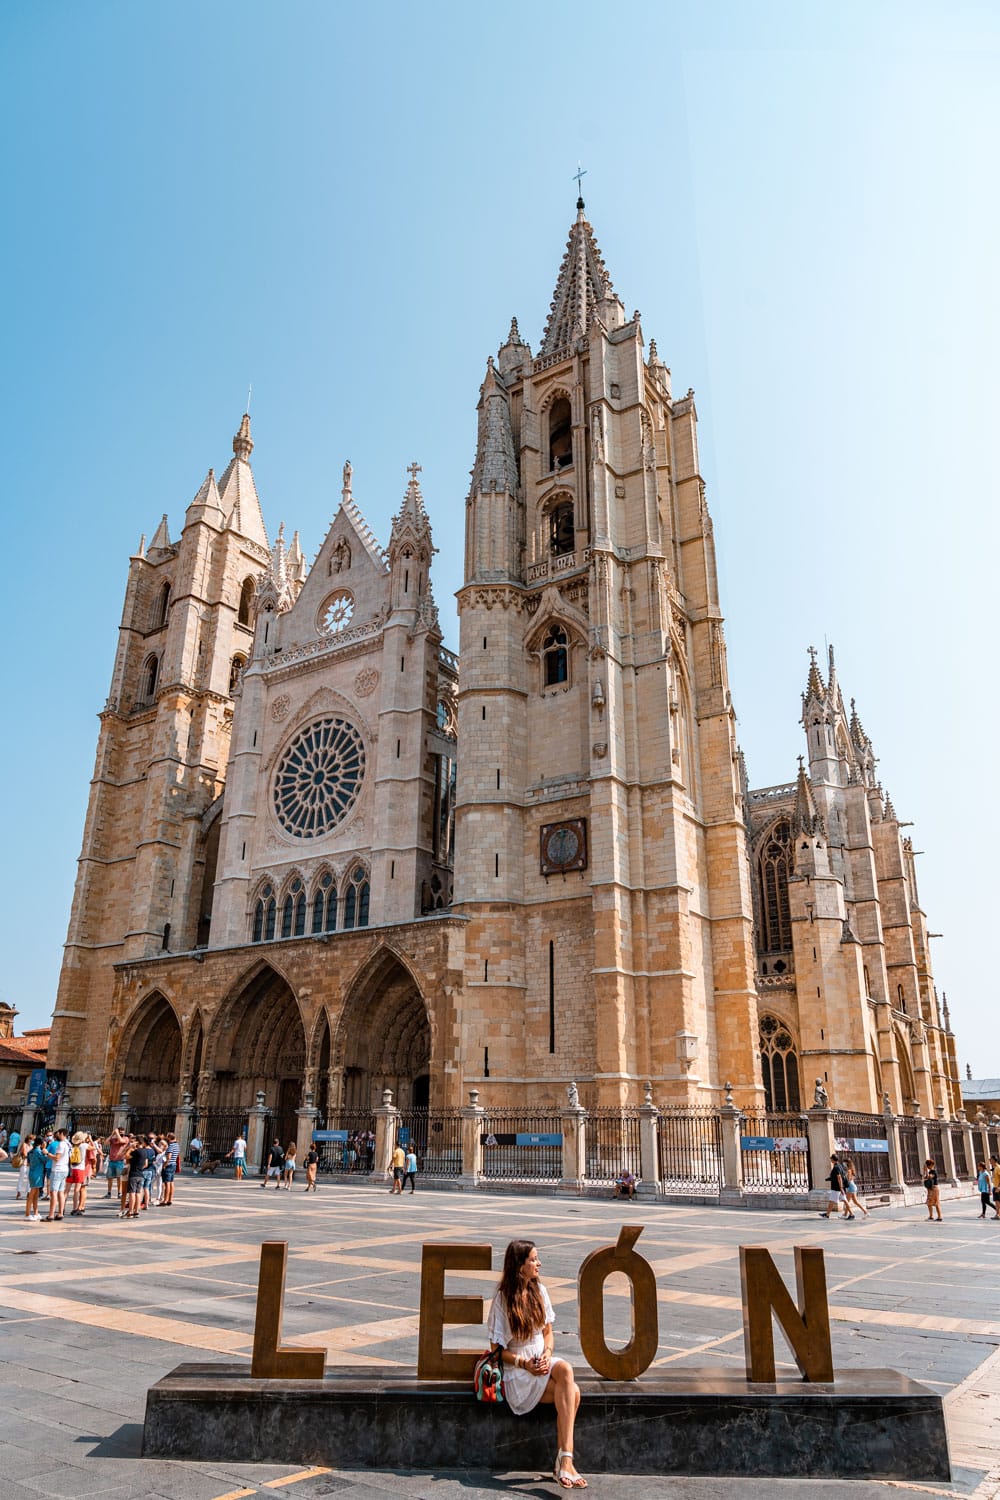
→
(252, 1226, 835, 1385)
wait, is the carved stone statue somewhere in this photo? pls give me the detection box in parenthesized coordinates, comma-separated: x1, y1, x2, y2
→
(882, 1090, 892, 1113)
(567, 1081, 580, 1109)
(813, 1078, 829, 1109)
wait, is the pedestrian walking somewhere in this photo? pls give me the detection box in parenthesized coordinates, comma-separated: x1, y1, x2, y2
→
(15, 1134, 31, 1201)
(189, 1133, 203, 1170)
(842, 1160, 869, 1218)
(819, 1154, 852, 1219)
(264, 1139, 285, 1188)
(304, 1144, 318, 1192)
(976, 1161, 996, 1218)
(923, 1159, 943, 1221)
(45, 1129, 70, 1221)
(282, 1142, 297, 1189)
(228, 1133, 248, 1180)
(404, 1146, 418, 1193)
(990, 1156, 1000, 1219)
(389, 1140, 406, 1193)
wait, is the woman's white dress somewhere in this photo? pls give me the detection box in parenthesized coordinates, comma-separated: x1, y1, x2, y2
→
(486, 1283, 564, 1414)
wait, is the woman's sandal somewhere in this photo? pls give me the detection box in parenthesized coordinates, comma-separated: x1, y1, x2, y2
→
(554, 1451, 587, 1488)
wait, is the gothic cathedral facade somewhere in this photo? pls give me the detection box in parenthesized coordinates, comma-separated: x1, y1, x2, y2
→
(47, 201, 962, 1123)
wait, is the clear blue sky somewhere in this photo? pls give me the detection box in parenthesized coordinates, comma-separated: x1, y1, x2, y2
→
(2, 2, 997, 1074)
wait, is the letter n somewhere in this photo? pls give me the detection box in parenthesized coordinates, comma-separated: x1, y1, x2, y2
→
(740, 1245, 834, 1383)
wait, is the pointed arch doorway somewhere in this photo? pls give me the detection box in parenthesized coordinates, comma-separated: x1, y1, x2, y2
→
(117, 992, 181, 1113)
(333, 951, 432, 1111)
(209, 965, 306, 1147)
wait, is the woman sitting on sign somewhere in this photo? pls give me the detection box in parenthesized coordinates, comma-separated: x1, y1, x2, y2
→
(486, 1240, 586, 1488)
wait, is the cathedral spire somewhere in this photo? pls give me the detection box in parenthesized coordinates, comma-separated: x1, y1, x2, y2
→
(218, 411, 268, 549)
(472, 359, 518, 496)
(540, 203, 619, 354)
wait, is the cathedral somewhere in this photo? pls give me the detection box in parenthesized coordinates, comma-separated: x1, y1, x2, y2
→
(47, 199, 962, 1128)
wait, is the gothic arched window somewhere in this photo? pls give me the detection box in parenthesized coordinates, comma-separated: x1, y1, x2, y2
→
(549, 397, 573, 471)
(343, 865, 370, 931)
(311, 871, 337, 934)
(237, 576, 255, 627)
(543, 625, 569, 687)
(281, 878, 306, 939)
(153, 581, 171, 629)
(549, 500, 575, 556)
(758, 1013, 801, 1112)
(141, 654, 159, 704)
(252, 883, 276, 942)
(757, 820, 792, 952)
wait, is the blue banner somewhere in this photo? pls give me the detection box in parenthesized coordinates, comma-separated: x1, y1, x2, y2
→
(741, 1135, 776, 1151)
(515, 1132, 562, 1146)
(312, 1129, 349, 1143)
(853, 1137, 889, 1153)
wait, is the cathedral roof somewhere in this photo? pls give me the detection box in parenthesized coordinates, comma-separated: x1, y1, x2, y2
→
(218, 414, 269, 549)
(540, 199, 616, 355)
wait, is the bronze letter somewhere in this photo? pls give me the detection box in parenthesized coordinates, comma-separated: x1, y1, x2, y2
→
(251, 1241, 326, 1380)
(577, 1224, 658, 1379)
(740, 1245, 834, 1383)
(417, 1242, 493, 1378)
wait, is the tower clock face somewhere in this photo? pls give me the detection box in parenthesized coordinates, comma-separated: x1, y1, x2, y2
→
(540, 818, 588, 876)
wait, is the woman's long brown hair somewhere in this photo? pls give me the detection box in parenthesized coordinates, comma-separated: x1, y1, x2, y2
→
(498, 1239, 547, 1340)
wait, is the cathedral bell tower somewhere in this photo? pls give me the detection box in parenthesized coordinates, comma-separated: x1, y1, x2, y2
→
(453, 199, 762, 1107)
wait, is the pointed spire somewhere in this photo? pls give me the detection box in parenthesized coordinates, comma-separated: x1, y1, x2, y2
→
(849, 696, 868, 748)
(149, 513, 172, 552)
(540, 205, 618, 354)
(390, 460, 433, 557)
(793, 757, 824, 837)
(218, 412, 268, 549)
(472, 359, 518, 495)
(186, 466, 222, 525)
(288, 529, 306, 583)
(135, 533, 146, 558)
(233, 412, 253, 461)
(804, 644, 825, 701)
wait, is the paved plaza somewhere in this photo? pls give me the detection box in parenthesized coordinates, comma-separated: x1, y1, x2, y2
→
(0, 1171, 998, 1500)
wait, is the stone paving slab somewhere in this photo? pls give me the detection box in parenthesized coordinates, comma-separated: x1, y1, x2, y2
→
(0, 1173, 998, 1499)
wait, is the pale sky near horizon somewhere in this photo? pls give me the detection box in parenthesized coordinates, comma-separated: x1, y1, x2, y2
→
(2, 2, 997, 1076)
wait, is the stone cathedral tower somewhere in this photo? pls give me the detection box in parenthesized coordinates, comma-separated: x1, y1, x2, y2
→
(453, 198, 762, 1106)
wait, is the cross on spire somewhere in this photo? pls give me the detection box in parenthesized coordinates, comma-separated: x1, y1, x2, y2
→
(574, 162, 587, 209)
(407, 461, 422, 483)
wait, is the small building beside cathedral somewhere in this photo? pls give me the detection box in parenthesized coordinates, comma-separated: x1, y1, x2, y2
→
(47, 201, 962, 1133)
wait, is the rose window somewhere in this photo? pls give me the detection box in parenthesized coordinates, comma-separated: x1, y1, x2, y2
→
(320, 590, 354, 634)
(273, 717, 365, 838)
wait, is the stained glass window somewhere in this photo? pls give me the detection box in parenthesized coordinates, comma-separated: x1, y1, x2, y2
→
(273, 718, 365, 838)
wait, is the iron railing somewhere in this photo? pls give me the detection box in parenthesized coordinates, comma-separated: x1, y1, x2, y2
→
(833, 1110, 890, 1191)
(480, 1109, 563, 1180)
(313, 1110, 376, 1173)
(396, 1107, 464, 1178)
(129, 1110, 177, 1140)
(586, 1107, 642, 1181)
(926, 1123, 944, 1169)
(195, 1107, 252, 1169)
(951, 1125, 970, 1179)
(740, 1111, 810, 1192)
(657, 1108, 722, 1190)
(897, 1119, 923, 1184)
(68, 1108, 116, 1140)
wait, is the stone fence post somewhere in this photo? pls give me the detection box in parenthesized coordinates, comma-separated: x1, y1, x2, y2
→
(54, 1091, 73, 1133)
(246, 1090, 269, 1176)
(460, 1089, 484, 1187)
(173, 1093, 196, 1165)
(638, 1088, 660, 1198)
(19, 1094, 39, 1142)
(882, 1103, 904, 1194)
(915, 1119, 931, 1175)
(559, 1100, 587, 1193)
(806, 1106, 837, 1209)
(937, 1111, 958, 1186)
(113, 1091, 131, 1134)
(719, 1090, 744, 1205)
(296, 1094, 319, 1166)
(373, 1088, 399, 1183)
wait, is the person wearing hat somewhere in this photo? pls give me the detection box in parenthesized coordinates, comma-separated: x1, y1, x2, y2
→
(68, 1131, 89, 1215)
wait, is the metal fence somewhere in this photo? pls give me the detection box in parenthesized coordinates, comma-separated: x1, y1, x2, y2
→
(69, 1108, 116, 1140)
(951, 1125, 971, 1179)
(129, 1110, 177, 1140)
(0, 1106, 24, 1143)
(926, 1123, 944, 1169)
(480, 1109, 563, 1180)
(740, 1112, 810, 1192)
(313, 1110, 376, 1174)
(833, 1110, 891, 1192)
(586, 1107, 642, 1181)
(397, 1108, 464, 1178)
(988, 1129, 999, 1161)
(657, 1108, 722, 1190)
(897, 1118, 923, 1184)
(196, 1107, 252, 1169)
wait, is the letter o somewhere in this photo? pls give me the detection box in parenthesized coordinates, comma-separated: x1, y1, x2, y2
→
(577, 1224, 658, 1379)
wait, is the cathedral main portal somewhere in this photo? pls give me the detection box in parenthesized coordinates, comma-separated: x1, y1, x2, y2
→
(333, 949, 431, 1112)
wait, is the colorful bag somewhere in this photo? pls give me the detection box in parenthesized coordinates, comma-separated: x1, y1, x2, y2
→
(473, 1346, 505, 1404)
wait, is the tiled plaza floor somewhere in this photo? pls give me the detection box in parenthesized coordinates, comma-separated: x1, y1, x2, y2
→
(1, 1170, 998, 1499)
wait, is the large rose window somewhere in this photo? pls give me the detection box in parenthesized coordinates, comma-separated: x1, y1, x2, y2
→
(273, 717, 365, 838)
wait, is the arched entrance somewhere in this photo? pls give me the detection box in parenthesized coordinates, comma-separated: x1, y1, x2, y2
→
(333, 950, 431, 1110)
(118, 992, 181, 1112)
(208, 965, 306, 1146)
